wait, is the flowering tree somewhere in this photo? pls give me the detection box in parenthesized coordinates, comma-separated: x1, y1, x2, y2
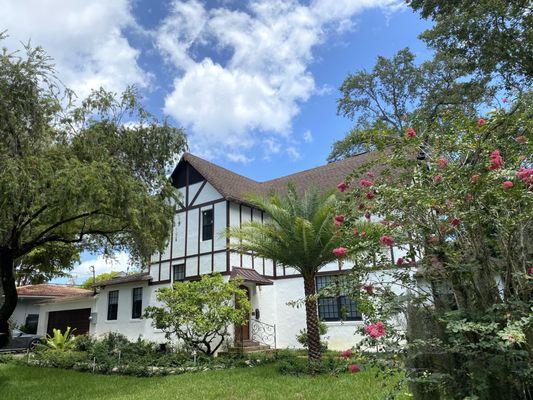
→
(335, 96, 532, 399)
(144, 274, 250, 356)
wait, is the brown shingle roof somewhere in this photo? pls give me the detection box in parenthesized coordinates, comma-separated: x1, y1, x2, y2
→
(94, 272, 152, 287)
(17, 284, 92, 298)
(180, 151, 375, 204)
(230, 267, 273, 285)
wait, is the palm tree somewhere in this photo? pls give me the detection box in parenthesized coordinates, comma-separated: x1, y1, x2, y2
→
(228, 185, 342, 361)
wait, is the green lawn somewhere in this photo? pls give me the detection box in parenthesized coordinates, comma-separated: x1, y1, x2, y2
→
(0, 363, 409, 400)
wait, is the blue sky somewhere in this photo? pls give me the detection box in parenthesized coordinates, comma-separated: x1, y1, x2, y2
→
(0, 0, 431, 282)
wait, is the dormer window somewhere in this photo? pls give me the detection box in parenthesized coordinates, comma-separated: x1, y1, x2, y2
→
(202, 209, 214, 241)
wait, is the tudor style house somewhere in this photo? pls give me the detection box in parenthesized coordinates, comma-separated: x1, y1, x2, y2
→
(33, 152, 406, 351)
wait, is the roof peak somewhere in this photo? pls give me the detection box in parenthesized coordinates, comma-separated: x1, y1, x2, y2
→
(176, 151, 374, 204)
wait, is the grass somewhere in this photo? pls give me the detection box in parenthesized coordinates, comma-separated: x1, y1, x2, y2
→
(0, 363, 409, 400)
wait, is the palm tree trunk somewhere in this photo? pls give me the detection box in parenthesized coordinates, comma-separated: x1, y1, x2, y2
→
(303, 273, 321, 361)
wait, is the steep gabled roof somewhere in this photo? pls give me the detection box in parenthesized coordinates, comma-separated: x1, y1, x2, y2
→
(175, 151, 375, 204)
(181, 153, 261, 203)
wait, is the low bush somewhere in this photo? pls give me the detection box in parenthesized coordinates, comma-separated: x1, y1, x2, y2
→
(277, 355, 348, 376)
(33, 350, 88, 369)
(24, 332, 274, 377)
(0, 353, 14, 364)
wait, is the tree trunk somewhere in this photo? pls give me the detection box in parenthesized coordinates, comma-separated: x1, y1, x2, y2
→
(0, 250, 17, 348)
(303, 273, 321, 362)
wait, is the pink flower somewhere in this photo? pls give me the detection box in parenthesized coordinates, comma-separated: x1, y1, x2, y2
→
(488, 150, 503, 170)
(406, 127, 416, 138)
(380, 235, 395, 246)
(365, 191, 375, 200)
(434, 175, 442, 184)
(358, 203, 366, 210)
(451, 218, 461, 227)
(396, 257, 404, 266)
(471, 174, 480, 184)
(438, 157, 448, 168)
(362, 284, 374, 295)
(359, 179, 374, 188)
(335, 215, 345, 223)
(364, 321, 386, 338)
(529, 268, 533, 275)
(337, 182, 348, 193)
(366, 171, 376, 178)
(360, 231, 367, 238)
(516, 135, 527, 143)
(502, 97, 508, 103)
(502, 181, 514, 190)
(516, 167, 533, 184)
(477, 118, 486, 127)
(352, 228, 358, 235)
(333, 247, 348, 258)
(340, 349, 352, 359)
(348, 364, 360, 373)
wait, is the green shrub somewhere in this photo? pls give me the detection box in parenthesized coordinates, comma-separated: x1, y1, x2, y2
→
(74, 334, 95, 352)
(296, 322, 329, 351)
(43, 327, 76, 351)
(276, 353, 347, 376)
(0, 354, 14, 364)
(34, 350, 88, 369)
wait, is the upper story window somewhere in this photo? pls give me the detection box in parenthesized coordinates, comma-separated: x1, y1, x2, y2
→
(316, 275, 361, 322)
(173, 264, 186, 282)
(107, 290, 119, 320)
(131, 287, 143, 319)
(202, 209, 214, 241)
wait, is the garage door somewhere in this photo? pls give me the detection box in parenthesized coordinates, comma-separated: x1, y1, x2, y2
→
(46, 308, 91, 336)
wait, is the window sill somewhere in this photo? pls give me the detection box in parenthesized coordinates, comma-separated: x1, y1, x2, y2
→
(323, 320, 363, 327)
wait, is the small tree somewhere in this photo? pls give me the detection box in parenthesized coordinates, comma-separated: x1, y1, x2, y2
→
(144, 274, 251, 356)
(81, 271, 121, 289)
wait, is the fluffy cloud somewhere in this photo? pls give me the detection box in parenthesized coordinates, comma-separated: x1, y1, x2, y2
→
(0, 0, 149, 98)
(71, 252, 135, 283)
(158, 0, 402, 161)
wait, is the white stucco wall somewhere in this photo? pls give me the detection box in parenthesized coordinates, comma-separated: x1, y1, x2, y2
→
(11, 299, 42, 328)
(36, 297, 96, 336)
(93, 281, 166, 342)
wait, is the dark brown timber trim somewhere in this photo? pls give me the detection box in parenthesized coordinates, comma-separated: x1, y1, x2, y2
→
(189, 180, 207, 207)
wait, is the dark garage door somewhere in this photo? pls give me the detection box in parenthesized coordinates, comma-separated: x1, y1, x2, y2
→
(46, 308, 91, 336)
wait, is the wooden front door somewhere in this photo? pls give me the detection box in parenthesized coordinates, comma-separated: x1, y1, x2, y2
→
(235, 285, 250, 342)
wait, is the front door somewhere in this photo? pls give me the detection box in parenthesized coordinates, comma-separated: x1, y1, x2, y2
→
(235, 285, 250, 342)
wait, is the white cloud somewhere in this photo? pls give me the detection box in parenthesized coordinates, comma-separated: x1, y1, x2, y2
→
(303, 130, 313, 143)
(71, 252, 135, 283)
(0, 0, 149, 99)
(286, 146, 301, 160)
(158, 0, 402, 162)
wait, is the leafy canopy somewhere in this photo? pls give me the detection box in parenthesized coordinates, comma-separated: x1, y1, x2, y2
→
(0, 34, 187, 346)
(228, 185, 342, 277)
